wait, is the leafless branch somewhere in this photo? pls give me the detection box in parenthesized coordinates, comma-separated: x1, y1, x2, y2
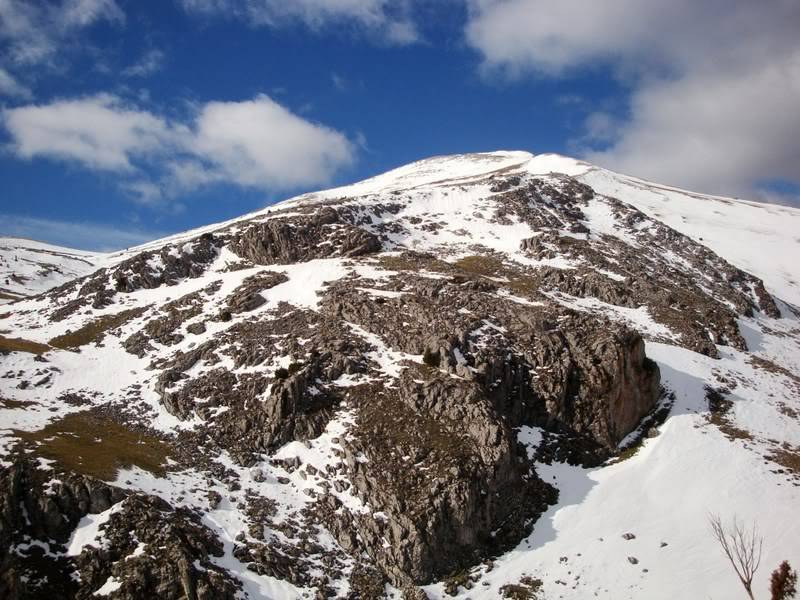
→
(709, 513, 764, 600)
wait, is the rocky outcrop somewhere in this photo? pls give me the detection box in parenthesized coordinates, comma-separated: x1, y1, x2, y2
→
(499, 177, 781, 354)
(0, 459, 238, 600)
(223, 271, 287, 314)
(321, 271, 660, 452)
(73, 494, 239, 600)
(154, 341, 222, 418)
(316, 376, 557, 586)
(111, 233, 221, 294)
(521, 322, 661, 448)
(163, 362, 341, 461)
(0, 459, 126, 550)
(228, 207, 381, 264)
(303, 271, 659, 584)
(124, 292, 203, 356)
(519, 233, 754, 356)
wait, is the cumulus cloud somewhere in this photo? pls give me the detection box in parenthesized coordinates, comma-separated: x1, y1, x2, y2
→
(179, 0, 418, 44)
(585, 55, 800, 200)
(465, 0, 800, 202)
(1, 93, 356, 201)
(187, 95, 354, 189)
(3, 94, 176, 171)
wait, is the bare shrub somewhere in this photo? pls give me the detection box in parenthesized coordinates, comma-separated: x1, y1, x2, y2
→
(709, 513, 763, 600)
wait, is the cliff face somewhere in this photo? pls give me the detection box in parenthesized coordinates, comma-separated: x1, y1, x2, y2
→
(1, 152, 796, 599)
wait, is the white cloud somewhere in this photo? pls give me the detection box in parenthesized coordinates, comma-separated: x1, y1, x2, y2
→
(0, 214, 162, 251)
(465, 0, 800, 202)
(1, 93, 356, 200)
(466, 0, 652, 76)
(0, 66, 30, 98)
(2, 94, 176, 171)
(585, 54, 800, 200)
(122, 49, 165, 77)
(0, 0, 124, 66)
(466, 0, 798, 77)
(187, 95, 354, 190)
(179, 0, 418, 44)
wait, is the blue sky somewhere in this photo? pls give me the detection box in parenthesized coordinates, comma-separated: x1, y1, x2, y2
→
(1, 0, 798, 250)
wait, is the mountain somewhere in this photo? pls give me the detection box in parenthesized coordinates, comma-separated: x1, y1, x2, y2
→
(0, 237, 102, 304)
(0, 151, 798, 600)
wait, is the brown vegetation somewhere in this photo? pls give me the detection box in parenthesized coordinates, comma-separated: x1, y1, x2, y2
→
(17, 410, 171, 480)
(0, 335, 50, 355)
(49, 307, 147, 350)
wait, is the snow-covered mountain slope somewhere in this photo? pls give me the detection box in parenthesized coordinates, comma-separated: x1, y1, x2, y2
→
(578, 168, 800, 308)
(1, 152, 798, 600)
(0, 237, 103, 304)
(307, 151, 800, 307)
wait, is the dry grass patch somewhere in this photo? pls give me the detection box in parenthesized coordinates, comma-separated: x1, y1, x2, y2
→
(454, 254, 507, 277)
(49, 307, 147, 350)
(17, 410, 171, 480)
(454, 255, 544, 298)
(767, 444, 800, 479)
(0, 334, 50, 355)
(376, 252, 451, 273)
(1, 397, 38, 409)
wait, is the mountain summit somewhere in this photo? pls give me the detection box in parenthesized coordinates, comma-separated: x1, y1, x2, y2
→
(1, 152, 798, 599)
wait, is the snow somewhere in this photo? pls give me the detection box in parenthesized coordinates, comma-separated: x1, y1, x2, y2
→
(272, 406, 371, 515)
(94, 576, 123, 596)
(306, 151, 534, 196)
(580, 168, 800, 307)
(66, 501, 124, 556)
(261, 259, 349, 310)
(580, 196, 641, 246)
(12, 539, 61, 558)
(347, 322, 420, 378)
(523, 153, 591, 177)
(0, 236, 102, 302)
(546, 291, 677, 341)
(517, 425, 544, 456)
(303, 151, 589, 200)
(495, 289, 546, 307)
(127, 541, 146, 558)
(356, 287, 406, 299)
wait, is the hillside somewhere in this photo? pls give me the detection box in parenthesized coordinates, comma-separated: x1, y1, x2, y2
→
(0, 237, 102, 304)
(0, 152, 798, 600)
